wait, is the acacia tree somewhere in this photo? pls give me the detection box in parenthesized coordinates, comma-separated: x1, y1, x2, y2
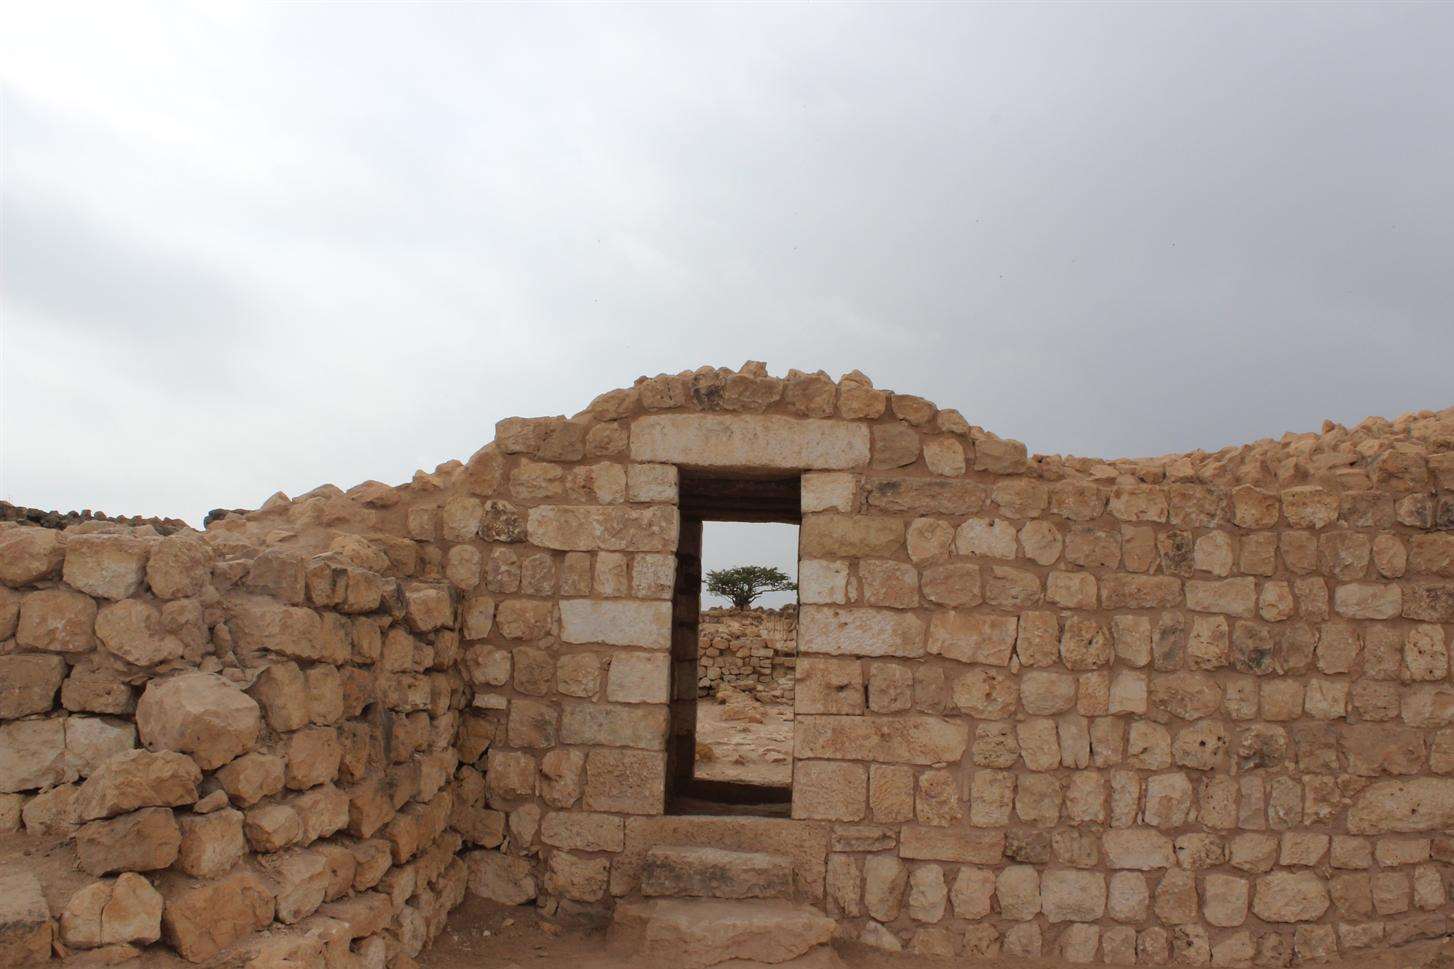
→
(704, 565, 797, 610)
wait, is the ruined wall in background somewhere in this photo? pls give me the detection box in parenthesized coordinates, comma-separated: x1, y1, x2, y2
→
(3, 362, 1454, 969)
(698, 607, 797, 703)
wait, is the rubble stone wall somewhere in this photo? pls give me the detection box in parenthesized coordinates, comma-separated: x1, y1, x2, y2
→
(698, 607, 797, 704)
(0, 516, 471, 969)
(3, 362, 1453, 969)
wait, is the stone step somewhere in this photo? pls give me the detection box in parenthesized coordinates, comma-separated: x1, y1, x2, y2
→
(640, 845, 794, 900)
(612, 898, 836, 969)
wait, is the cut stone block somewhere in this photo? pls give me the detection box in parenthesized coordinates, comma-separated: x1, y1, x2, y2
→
(640, 846, 793, 900)
(630, 414, 869, 471)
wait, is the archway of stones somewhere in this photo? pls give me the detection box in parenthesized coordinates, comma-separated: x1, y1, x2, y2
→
(668, 472, 801, 817)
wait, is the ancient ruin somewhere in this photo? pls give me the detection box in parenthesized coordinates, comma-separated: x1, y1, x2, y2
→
(2, 362, 1454, 968)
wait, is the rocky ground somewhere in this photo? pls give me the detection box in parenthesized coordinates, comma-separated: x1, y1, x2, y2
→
(693, 698, 794, 788)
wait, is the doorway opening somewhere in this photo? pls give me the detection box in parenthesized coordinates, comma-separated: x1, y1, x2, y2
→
(667, 473, 800, 817)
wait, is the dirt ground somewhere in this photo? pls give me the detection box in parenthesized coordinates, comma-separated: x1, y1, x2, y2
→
(692, 700, 793, 788)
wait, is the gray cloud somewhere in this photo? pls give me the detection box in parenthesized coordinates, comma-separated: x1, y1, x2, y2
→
(2, 2, 1451, 526)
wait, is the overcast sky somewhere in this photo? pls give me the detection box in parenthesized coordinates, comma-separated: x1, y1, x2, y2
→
(3, 2, 1452, 558)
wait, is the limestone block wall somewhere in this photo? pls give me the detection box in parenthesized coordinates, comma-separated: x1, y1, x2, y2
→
(0, 519, 471, 968)
(3, 361, 1453, 969)
(393, 364, 1453, 967)
(698, 607, 797, 703)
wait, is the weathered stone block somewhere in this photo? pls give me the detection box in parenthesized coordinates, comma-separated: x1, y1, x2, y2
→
(792, 761, 866, 821)
(800, 514, 905, 560)
(160, 870, 276, 962)
(136, 673, 260, 770)
(0, 654, 67, 719)
(0, 718, 72, 794)
(630, 414, 868, 470)
(799, 606, 924, 658)
(1041, 869, 1106, 923)
(17, 588, 97, 653)
(175, 808, 246, 879)
(60, 870, 163, 950)
(559, 701, 665, 750)
(526, 505, 677, 552)
(75, 807, 180, 875)
(605, 651, 670, 704)
(1348, 778, 1454, 833)
(0, 527, 65, 586)
(1252, 871, 1330, 923)
(75, 749, 200, 820)
(795, 715, 966, 765)
(582, 749, 664, 815)
(926, 611, 1015, 665)
(63, 535, 151, 600)
(795, 658, 864, 715)
(559, 599, 670, 648)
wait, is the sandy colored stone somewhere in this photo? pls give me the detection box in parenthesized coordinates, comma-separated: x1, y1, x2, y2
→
(145, 535, 212, 599)
(799, 605, 924, 658)
(525, 505, 676, 553)
(954, 517, 1017, 558)
(76, 807, 180, 875)
(859, 560, 918, 608)
(175, 808, 246, 879)
(75, 748, 199, 820)
(64, 535, 151, 600)
(582, 748, 664, 815)
(865, 478, 986, 515)
(17, 587, 98, 653)
(0, 527, 65, 585)
(905, 518, 953, 564)
(1040, 869, 1105, 923)
(62, 872, 163, 949)
(792, 761, 865, 822)
(1252, 871, 1330, 922)
(559, 599, 670, 648)
(996, 866, 1040, 921)
(1035, 481, 1103, 524)
(631, 413, 868, 470)
(926, 611, 1015, 665)
(1348, 778, 1454, 833)
(1334, 581, 1402, 619)
(918, 563, 981, 607)
(160, 869, 276, 962)
(0, 654, 67, 719)
(0, 868, 52, 967)
(0, 717, 72, 794)
(795, 658, 864, 715)
(136, 673, 260, 770)
(795, 715, 966, 765)
(952, 667, 1017, 719)
(1102, 829, 1173, 870)
(800, 515, 904, 558)
(1281, 486, 1340, 528)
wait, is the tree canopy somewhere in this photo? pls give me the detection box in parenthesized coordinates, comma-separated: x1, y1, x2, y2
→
(704, 565, 797, 610)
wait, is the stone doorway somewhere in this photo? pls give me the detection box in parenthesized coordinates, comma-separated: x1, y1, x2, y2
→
(666, 473, 800, 816)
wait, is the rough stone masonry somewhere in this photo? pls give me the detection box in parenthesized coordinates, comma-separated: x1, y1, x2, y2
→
(698, 607, 797, 703)
(1, 361, 1453, 968)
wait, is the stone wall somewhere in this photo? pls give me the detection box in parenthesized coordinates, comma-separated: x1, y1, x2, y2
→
(2, 362, 1453, 968)
(698, 607, 797, 703)
(0, 518, 471, 968)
